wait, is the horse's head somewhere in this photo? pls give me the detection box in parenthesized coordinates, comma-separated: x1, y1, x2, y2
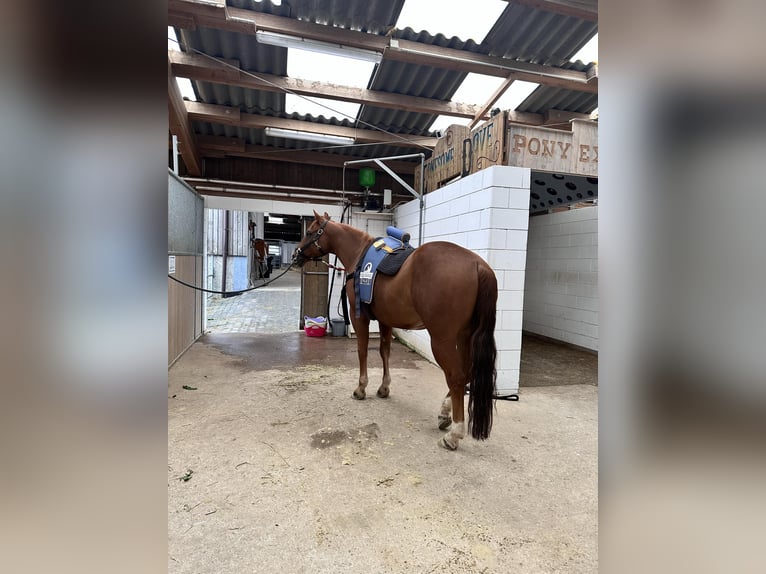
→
(292, 210, 331, 267)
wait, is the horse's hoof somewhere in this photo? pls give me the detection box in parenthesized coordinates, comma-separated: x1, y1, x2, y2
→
(352, 389, 366, 400)
(439, 436, 458, 451)
(438, 415, 452, 431)
(376, 387, 390, 398)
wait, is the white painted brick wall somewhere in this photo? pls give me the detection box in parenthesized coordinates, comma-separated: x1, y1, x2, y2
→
(393, 166, 531, 394)
(523, 206, 599, 351)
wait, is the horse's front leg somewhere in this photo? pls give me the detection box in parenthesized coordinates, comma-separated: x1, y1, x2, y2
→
(377, 324, 393, 398)
(351, 314, 370, 400)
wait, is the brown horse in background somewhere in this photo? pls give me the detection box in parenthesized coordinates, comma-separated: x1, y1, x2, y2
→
(293, 211, 497, 450)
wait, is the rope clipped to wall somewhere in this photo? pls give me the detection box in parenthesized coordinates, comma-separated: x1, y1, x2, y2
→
(167, 263, 294, 296)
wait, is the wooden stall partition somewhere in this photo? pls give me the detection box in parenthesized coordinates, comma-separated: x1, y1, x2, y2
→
(299, 218, 329, 331)
(168, 254, 203, 366)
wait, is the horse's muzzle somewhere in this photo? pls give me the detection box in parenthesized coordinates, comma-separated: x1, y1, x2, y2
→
(292, 248, 306, 267)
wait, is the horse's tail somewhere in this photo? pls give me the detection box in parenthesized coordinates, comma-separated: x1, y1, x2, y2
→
(468, 263, 498, 440)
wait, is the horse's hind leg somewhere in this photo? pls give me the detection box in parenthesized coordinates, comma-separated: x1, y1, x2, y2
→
(352, 315, 370, 400)
(438, 393, 452, 430)
(430, 336, 468, 450)
(443, 387, 466, 450)
(376, 324, 393, 398)
(435, 328, 470, 431)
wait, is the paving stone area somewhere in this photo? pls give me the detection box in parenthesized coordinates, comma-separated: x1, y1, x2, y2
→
(205, 268, 303, 334)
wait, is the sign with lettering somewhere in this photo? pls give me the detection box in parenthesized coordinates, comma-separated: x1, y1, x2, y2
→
(415, 114, 596, 193)
(415, 124, 469, 193)
(415, 114, 506, 194)
(507, 119, 598, 177)
(464, 112, 506, 174)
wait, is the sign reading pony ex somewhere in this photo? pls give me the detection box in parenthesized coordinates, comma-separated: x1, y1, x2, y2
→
(508, 119, 598, 177)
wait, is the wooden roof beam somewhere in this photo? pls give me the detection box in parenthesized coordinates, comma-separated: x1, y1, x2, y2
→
(185, 101, 438, 148)
(468, 75, 517, 130)
(169, 50, 485, 120)
(542, 109, 593, 128)
(502, 0, 598, 22)
(196, 136, 417, 172)
(168, 4, 597, 94)
(387, 39, 597, 93)
(168, 57, 202, 176)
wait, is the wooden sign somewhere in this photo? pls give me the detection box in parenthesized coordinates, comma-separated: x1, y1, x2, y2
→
(415, 124, 469, 194)
(415, 113, 595, 193)
(507, 119, 598, 177)
(464, 111, 506, 174)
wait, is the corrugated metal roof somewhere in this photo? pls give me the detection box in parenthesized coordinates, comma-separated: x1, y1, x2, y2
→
(482, 3, 597, 66)
(176, 25, 287, 114)
(173, 0, 597, 163)
(358, 28, 487, 141)
(516, 61, 598, 114)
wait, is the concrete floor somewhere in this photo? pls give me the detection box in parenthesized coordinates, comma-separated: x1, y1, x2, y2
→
(168, 330, 597, 573)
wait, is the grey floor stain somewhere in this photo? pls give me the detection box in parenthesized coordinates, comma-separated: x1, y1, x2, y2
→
(310, 423, 380, 449)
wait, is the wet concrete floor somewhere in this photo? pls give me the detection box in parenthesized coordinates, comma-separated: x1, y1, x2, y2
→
(205, 264, 598, 387)
(204, 331, 430, 373)
(204, 330, 597, 388)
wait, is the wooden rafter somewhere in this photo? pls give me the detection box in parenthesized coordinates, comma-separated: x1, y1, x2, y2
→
(168, 57, 202, 176)
(387, 39, 597, 92)
(195, 136, 417, 172)
(469, 75, 517, 130)
(503, 0, 598, 22)
(169, 50, 485, 120)
(185, 101, 438, 149)
(541, 109, 593, 128)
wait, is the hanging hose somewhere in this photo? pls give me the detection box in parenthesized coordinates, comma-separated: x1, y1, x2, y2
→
(325, 201, 352, 321)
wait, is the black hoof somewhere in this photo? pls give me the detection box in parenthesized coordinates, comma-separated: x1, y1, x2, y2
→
(376, 388, 390, 398)
(438, 416, 452, 431)
(352, 390, 366, 400)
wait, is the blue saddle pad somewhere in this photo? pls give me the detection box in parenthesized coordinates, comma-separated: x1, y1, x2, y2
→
(358, 236, 406, 305)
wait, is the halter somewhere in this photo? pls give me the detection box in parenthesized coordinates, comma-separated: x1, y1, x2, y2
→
(293, 218, 330, 262)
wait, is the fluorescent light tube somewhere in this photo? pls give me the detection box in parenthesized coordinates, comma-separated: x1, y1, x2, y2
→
(264, 127, 354, 145)
(255, 30, 383, 64)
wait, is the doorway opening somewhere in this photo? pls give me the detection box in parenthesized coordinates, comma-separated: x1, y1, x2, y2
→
(204, 208, 302, 334)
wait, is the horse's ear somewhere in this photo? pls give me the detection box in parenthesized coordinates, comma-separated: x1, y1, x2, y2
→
(312, 210, 322, 221)
(323, 211, 331, 220)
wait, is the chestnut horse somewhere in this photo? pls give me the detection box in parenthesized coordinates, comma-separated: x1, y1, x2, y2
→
(293, 211, 497, 450)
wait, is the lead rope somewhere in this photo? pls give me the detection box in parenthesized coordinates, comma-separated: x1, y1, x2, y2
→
(167, 262, 295, 296)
